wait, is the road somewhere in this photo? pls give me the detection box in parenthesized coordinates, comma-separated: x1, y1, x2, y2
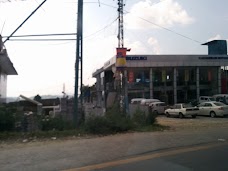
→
(80, 142, 227, 171)
(0, 116, 228, 171)
(68, 142, 228, 171)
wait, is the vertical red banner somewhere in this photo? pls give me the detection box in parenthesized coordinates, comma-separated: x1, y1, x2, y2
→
(208, 70, 212, 81)
(128, 71, 134, 83)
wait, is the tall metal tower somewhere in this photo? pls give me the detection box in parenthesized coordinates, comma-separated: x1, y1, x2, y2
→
(117, 0, 124, 48)
(74, 0, 83, 127)
(116, 0, 129, 114)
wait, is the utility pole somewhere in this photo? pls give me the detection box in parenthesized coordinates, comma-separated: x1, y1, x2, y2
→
(116, 0, 129, 114)
(117, 0, 124, 48)
(74, 0, 83, 127)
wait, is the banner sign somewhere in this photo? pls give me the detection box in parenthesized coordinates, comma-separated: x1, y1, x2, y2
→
(128, 71, 134, 83)
(116, 48, 127, 69)
(208, 70, 212, 81)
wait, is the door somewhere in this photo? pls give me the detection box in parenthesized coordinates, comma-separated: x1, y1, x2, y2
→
(200, 102, 212, 116)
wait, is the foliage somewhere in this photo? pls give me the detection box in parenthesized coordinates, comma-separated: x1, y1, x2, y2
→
(83, 103, 159, 134)
(83, 103, 134, 134)
(40, 115, 74, 131)
(83, 115, 112, 134)
(131, 107, 157, 127)
(0, 106, 17, 131)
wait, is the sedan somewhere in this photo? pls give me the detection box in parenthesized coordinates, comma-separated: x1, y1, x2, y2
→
(197, 101, 228, 117)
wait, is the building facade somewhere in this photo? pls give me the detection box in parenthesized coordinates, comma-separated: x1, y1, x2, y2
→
(0, 35, 17, 103)
(92, 40, 228, 109)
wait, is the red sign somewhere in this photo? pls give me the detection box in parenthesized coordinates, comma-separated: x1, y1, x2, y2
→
(116, 48, 127, 69)
(128, 71, 134, 83)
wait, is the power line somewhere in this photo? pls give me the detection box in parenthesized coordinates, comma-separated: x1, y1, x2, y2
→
(8, 38, 77, 41)
(137, 16, 202, 44)
(2, 33, 77, 38)
(88, 1, 202, 44)
(84, 17, 118, 39)
(3, 0, 48, 43)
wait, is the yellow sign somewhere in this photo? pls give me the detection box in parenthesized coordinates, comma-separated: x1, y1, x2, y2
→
(116, 48, 127, 69)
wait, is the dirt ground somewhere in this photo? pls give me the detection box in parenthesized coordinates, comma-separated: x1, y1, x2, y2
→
(157, 115, 228, 130)
(1, 115, 228, 148)
(1, 116, 228, 170)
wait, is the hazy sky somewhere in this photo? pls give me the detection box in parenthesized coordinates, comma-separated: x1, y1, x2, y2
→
(0, 0, 228, 97)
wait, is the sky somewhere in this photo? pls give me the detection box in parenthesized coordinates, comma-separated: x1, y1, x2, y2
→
(0, 0, 228, 98)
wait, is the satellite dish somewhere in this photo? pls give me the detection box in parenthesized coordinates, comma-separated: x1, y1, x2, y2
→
(112, 66, 116, 73)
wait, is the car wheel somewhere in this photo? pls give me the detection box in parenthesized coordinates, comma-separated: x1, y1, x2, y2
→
(166, 112, 170, 117)
(179, 113, 184, 119)
(210, 111, 216, 118)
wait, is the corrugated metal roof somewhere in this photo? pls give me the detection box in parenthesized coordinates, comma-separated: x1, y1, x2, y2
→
(0, 49, 17, 75)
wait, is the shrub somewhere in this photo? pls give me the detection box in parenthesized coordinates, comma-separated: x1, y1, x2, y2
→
(83, 115, 112, 134)
(83, 102, 134, 134)
(0, 106, 16, 131)
(132, 107, 157, 127)
(40, 116, 74, 131)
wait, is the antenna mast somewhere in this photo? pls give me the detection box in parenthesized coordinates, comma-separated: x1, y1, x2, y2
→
(117, 0, 124, 48)
(115, 0, 129, 114)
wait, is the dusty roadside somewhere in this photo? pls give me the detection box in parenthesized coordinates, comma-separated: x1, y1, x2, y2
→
(0, 116, 228, 171)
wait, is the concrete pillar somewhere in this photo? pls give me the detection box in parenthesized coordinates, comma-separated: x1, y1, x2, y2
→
(149, 68, 153, 98)
(196, 67, 200, 100)
(173, 68, 177, 104)
(218, 66, 221, 94)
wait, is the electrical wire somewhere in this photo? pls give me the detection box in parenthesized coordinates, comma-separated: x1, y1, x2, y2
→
(137, 16, 202, 44)
(2, 33, 77, 38)
(84, 17, 118, 39)
(88, 0, 202, 44)
(8, 38, 77, 41)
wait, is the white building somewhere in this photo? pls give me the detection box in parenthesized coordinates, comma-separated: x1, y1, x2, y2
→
(92, 40, 228, 110)
(0, 35, 17, 103)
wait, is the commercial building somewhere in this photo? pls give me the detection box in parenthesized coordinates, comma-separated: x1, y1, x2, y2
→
(92, 40, 228, 110)
(0, 35, 18, 103)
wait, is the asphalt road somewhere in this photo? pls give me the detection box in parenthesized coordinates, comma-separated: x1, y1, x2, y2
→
(89, 142, 228, 171)
(0, 116, 228, 171)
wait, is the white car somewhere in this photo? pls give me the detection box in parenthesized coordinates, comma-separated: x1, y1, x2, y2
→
(165, 103, 198, 118)
(197, 101, 228, 117)
(198, 96, 215, 103)
(140, 99, 160, 106)
(130, 98, 145, 104)
(149, 102, 167, 115)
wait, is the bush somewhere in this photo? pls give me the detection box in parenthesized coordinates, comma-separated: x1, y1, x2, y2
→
(40, 116, 74, 131)
(83, 115, 112, 134)
(83, 103, 134, 134)
(0, 106, 16, 131)
(132, 107, 157, 127)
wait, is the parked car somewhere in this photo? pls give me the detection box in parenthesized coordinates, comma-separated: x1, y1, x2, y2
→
(149, 101, 167, 115)
(213, 94, 228, 105)
(197, 101, 228, 117)
(140, 99, 160, 106)
(198, 96, 215, 103)
(130, 98, 145, 104)
(165, 103, 198, 118)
